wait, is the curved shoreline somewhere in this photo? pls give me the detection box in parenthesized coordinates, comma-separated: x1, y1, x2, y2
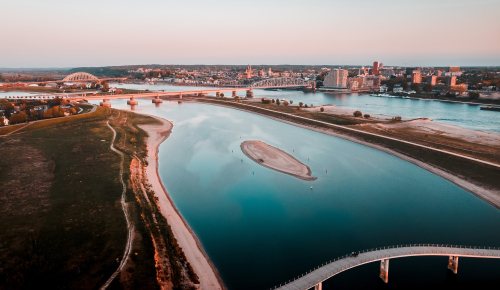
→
(241, 140, 316, 181)
(137, 114, 224, 290)
(196, 99, 500, 209)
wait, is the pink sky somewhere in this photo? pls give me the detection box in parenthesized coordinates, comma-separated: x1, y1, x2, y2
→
(1, 0, 499, 67)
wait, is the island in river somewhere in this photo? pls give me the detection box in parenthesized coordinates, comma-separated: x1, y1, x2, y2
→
(241, 140, 316, 181)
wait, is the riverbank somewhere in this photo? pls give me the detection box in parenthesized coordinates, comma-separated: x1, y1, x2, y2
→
(138, 116, 223, 290)
(196, 98, 500, 209)
(241, 140, 316, 181)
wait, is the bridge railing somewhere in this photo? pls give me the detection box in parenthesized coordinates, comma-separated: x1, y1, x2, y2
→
(270, 243, 500, 289)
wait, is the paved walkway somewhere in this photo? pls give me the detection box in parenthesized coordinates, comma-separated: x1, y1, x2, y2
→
(273, 244, 500, 290)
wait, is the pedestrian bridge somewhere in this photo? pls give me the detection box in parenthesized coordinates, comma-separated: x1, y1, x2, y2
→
(272, 244, 500, 290)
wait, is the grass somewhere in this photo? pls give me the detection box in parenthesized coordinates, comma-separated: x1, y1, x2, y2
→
(0, 107, 162, 289)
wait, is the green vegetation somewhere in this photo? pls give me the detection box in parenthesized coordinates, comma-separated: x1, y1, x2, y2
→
(0, 106, 197, 289)
(353, 110, 362, 117)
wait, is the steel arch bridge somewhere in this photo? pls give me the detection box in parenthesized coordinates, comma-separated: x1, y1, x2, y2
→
(250, 77, 311, 89)
(63, 72, 99, 82)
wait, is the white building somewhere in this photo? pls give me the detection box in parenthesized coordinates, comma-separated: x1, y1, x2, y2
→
(323, 69, 348, 89)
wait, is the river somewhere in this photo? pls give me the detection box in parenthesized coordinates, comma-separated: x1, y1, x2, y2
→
(111, 83, 500, 133)
(103, 99, 500, 289)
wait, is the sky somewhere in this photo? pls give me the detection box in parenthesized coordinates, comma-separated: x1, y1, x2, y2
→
(1, 0, 500, 67)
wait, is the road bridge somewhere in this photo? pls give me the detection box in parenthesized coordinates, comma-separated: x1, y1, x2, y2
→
(273, 244, 500, 290)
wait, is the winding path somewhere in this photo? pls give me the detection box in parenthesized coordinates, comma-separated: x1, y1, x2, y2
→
(100, 119, 134, 289)
(273, 244, 500, 290)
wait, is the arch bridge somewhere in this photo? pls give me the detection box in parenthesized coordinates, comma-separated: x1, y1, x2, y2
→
(250, 77, 312, 89)
(63, 72, 100, 82)
(273, 244, 500, 290)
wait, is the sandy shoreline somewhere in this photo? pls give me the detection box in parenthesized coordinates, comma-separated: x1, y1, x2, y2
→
(138, 116, 223, 290)
(241, 140, 316, 181)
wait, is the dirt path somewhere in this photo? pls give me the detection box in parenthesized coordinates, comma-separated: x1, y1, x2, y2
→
(100, 119, 134, 290)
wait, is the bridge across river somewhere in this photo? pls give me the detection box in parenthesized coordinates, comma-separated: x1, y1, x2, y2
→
(273, 244, 500, 290)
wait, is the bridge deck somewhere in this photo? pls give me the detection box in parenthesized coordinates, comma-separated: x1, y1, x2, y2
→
(274, 245, 500, 290)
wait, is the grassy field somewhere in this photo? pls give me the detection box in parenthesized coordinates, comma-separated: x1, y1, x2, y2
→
(0, 106, 178, 289)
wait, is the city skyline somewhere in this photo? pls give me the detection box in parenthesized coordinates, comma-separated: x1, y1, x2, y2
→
(2, 0, 500, 67)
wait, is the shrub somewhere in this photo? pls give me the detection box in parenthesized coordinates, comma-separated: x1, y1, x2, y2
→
(392, 116, 402, 121)
(9, 112, 27, 124)
(364, 114, 370, 118)
(353, 110, 362, 117)
(320, 107, 325, 112)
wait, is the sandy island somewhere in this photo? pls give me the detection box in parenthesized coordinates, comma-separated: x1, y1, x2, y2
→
(241, 140, 316, 181)
(138, 117, 223, 290)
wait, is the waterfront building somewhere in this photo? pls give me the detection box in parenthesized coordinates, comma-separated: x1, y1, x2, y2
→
(427, 75, 437, 86)
(268, 67, 272, 76)
(411, 70, 422, 84)
(373, 61, 380, 76)
(448, 76, 457, 86)
(324, 69, 348, 89)
(393, 85, 404, 93)
(362, 75, 381, 90)
(435, 70, 443, 77)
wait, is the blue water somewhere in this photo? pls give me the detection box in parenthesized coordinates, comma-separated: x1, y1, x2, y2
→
(102, 99, 500, 289)
(111, 83, 500, 132)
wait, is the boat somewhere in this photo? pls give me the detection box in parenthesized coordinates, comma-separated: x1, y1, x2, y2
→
(479, 105, 500, 112)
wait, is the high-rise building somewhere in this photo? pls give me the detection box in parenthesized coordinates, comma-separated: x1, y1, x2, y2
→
(447, 76, 457, 86)
(324, 69, 348, 89)
(245, 65, 253, 79)
(427, 75, 437, 86)
(411, 70, 422, 84)
(373, 61, 380, 76)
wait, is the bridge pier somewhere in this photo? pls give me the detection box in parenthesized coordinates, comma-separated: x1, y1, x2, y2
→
(314, 282, 322, 290)
(127, 96, 138, 105)
(100, 99, 111, 108)
(379, 259, 389, 283)
(246, 89, 253, 98)
(448, 256, 459, 274)
(152, 95, 163, 104)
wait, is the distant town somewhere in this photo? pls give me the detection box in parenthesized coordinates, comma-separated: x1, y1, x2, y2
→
(1, 63, 499, 127)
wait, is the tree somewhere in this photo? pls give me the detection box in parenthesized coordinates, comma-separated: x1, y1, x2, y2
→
(320, 107, 325, 112)
(353, 110, 362, 117)
(468, 92, 480, 99)
(364, 114, 370, 118)
(9, 112, 27, 124)
(101, 81, 110, 92)
(276, 99, 280, 106)
(299, 102, 303, 107)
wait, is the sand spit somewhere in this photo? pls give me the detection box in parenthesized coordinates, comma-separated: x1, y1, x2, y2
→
(241, 140, 316, 181)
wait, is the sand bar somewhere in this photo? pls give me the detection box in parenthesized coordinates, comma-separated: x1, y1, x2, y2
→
(241, 140, 316, 181)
